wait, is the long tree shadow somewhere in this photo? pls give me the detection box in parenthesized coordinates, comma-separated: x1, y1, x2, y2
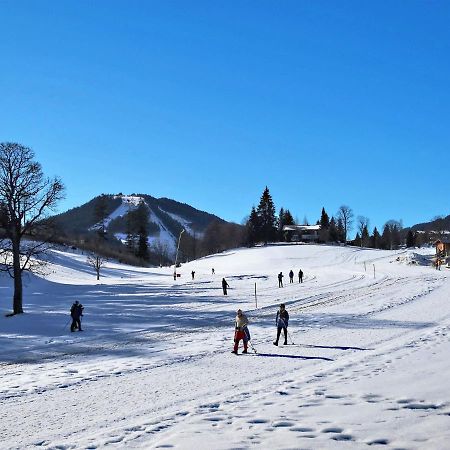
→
(303, 344, 371, 351)
(254, 353, 333, 361)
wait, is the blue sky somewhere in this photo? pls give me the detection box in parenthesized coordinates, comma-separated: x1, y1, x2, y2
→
(1, 1, 449, 234)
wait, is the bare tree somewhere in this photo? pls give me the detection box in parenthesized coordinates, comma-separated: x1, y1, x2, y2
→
(87, 253, 106, 280)
(337, 205, 354, 243)
(0, 142, 65, 314)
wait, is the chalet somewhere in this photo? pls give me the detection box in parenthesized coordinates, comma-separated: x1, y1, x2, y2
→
(283, 224, 321, 242)
(435, 237, 450, 264)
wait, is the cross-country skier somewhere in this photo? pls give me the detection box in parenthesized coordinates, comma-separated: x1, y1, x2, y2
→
(222, 278, 229, 295)
(70, 300, 84, 332)
(278, 272, 284, 287)
(273, 303, 289, 346)
(232, 309, 249, 354)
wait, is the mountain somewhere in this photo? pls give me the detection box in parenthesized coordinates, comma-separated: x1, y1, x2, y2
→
(51, 194, 226, 257)
(410, 214, 450, 233)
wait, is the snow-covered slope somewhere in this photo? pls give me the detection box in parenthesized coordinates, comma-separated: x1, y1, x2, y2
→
(91, 195, 203, 256)
(1, 244, 449, 449)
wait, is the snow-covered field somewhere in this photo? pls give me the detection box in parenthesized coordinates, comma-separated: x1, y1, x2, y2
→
(1, 244, 449, 449)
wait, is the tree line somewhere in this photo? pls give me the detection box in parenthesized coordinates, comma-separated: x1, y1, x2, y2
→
(243, 186, 424, 250)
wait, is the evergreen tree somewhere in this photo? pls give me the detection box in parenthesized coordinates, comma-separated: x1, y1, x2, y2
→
(245, 206, 260, 246)
(256, 186, 277, 244)
(136, 225, 149, 260)
(337, 217, 345, 242)
(370, 227, 381, 248)
(94, 195, 109, 237)
(284, 209, 294, 226)
(380, 224, 392, 250)
(319, 207, 330, 242)
(406, 230, 416, 248)
(277, 207, 285, 242)
(354, 232, 361, 247)
(361, 225, 370, 248)
(319, 207, 330, 229)
(328, 217, 339, 242)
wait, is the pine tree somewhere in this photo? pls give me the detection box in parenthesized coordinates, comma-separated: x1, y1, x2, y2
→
(245, 206, 260, 246)
(284, 210, 294, 225)
(354, 232, 361, 247)
(94, 195, 109, 237)
(277, 207, 285, 241)
(319, 207, 330, 242)
(361, 225, 370, 248)
(380, 224, 392, 250)
(136, 225, 149, 260)
(256, 186, 277, 245)
(406, 230, 416, 248)
(370, 227, 381, 248)
(337, 217, 345, 242)
(319, 207, 330, 229)
(328, 217, 339, 242)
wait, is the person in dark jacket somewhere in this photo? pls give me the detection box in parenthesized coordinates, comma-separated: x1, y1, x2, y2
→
(298, 269, 303, 283)
(289, 270, 294, 283)
(191, 270, 195, 280)
(273, 303, 289, 346)
(70, 300, 84, 332)
(278, 272, 284, 288)
(222, 278, 229, 295)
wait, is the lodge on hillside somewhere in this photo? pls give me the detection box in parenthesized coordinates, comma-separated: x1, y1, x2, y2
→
(283, 224, 321, 242)
(435, 237, 450, 265)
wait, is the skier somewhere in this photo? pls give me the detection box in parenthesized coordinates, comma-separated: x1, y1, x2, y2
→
(298, 269, 303, 283)
(289, 270, 294, 283)
(278, 272, 284, 288)
(232, 309, 249, 354)
(222, 277, 229, 295)
(191, 270, 195, 280)
(212, 268, 215, 275)
(70, 300, 84, 332)
(273, 303, 289, 346)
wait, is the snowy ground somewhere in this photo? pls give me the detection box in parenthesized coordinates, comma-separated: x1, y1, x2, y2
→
(0, 244, 449, 449)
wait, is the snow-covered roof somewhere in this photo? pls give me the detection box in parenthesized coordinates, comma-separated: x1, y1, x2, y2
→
(283, 224, 321, 232)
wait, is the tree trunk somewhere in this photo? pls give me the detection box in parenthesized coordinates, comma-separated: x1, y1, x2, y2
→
(12, 237, 23, 314)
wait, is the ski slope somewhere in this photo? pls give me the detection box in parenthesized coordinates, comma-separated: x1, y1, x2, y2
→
(0, 244, 449, 449)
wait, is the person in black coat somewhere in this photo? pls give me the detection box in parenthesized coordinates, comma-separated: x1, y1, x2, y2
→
(298, 269, 303, 283)
(278, 272, 284, 288)
(289, 270, 294, 283)
(273, 303, 289, 346)
(222, 278, 229, 295)
(70, 300, 84, 332)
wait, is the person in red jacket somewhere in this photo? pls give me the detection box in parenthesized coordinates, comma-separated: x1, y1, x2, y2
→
(232, 309, 249, 354)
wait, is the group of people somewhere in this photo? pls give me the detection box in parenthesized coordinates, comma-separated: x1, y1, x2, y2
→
(232, 304, 290, 354)
(278, 269, 303, 287)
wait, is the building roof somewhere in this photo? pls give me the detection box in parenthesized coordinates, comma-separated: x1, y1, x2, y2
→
(283, 224, 321, 232)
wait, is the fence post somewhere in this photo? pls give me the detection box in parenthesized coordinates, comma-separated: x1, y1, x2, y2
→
(255, 282, 257, 309)
(373, 264, 376, 278)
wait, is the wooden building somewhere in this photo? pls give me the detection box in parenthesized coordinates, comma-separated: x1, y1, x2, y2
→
(435, 237, 450, 265)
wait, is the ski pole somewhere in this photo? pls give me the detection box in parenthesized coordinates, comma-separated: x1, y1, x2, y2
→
(61, 317, 71, 332)
(286, 327, 295, 345)
(279, 318, 295, 345)
(247, 339, 257, 354)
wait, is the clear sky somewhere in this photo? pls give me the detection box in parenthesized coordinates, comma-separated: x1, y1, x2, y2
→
(1, 1, 449, 234)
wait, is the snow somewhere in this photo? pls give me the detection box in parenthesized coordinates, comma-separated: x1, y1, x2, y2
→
(1, 244, 450, 449)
